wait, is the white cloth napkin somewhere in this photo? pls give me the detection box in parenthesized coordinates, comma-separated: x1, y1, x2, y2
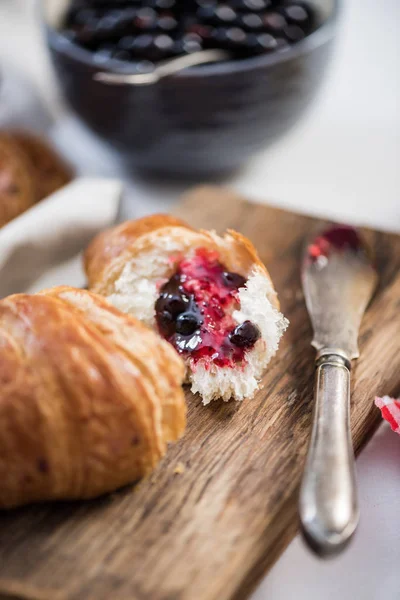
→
(0, 177, 122, 298)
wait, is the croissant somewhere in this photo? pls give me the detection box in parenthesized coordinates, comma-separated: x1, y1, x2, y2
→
(0, 286, 185, 509)
(7, 130, 73, 203)
(0, 133, 36, 227)
(0, 131, 73, 229)
(85, 215, 288, 404)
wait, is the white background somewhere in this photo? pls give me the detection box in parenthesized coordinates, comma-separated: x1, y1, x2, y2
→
(0, 1, 399, 599)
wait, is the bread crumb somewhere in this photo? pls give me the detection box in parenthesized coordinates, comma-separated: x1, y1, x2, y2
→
(174, 462, 185, 475)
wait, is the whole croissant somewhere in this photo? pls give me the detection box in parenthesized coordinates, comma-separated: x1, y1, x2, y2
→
(0, 287, 185, 509)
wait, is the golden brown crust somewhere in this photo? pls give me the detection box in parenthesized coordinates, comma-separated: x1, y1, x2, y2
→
(0, 288, 186, 509)
(8, 131, 73, 203)
(43, 286, 186, 444)
(85, 214, 191, 292)
(0, 133, 36, 227)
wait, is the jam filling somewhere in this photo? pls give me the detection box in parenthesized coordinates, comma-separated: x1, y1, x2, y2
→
(155, 248, 261, 368)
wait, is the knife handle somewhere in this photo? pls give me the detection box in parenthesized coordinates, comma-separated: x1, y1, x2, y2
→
(299, 354, 359, 557)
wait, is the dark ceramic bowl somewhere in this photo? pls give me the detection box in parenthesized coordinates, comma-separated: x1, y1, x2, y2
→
(42, 0, 339, 177)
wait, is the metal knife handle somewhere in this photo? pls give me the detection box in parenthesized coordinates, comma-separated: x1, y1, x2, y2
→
(299, 354, 359, 557)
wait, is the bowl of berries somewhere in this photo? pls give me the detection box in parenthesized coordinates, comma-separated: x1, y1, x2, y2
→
(43, 0, 338, 177)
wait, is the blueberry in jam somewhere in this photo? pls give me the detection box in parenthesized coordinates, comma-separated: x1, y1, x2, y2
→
(155, 248, 261, 368)
(222, 271, 246, 289)
(175, 312, 201, 336)
(229, 320, 261, 348)
(155, 278, 190, 318)
(157, 309, 175, 336)
(156, 272, 203, 348)
(62, 0, 318, 64)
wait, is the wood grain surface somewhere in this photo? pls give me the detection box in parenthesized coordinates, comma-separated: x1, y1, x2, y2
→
(0, 186, 399, 600)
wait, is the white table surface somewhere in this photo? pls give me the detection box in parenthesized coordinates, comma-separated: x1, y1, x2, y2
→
(1, 1, 399, 599)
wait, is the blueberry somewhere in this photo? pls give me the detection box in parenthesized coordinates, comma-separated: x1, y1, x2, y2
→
(179, 33, 203, 54)
(222, 271, 246, 289)
(158, 310, 175, 335)
(158, 14, 178, 31)
(226, 27, 246, 45)
(132, 34, 154, 53)
(283, 24, 306, 43)
(62, 0, 316, 63)
(135, 7, 157, 30)
(98, 14, 121, 33)
(229, 321, 261, 348)
(282, 4, 312, 31)
(243, 0, 268, 10)
(241, 13, 263, 30)
(175, 312, 201, 336)
(256, 33, 278, 52)
(264, 12, 287, 34)
(211, 27, 229, 44)
(215, 6, 237, 23)
(155, 292, 189, 318)
(153, 34, 174, 52)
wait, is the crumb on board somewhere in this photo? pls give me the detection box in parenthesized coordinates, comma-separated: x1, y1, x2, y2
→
(174, 462, 185, 475)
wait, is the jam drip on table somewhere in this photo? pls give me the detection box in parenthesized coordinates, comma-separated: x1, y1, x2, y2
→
(155, 248, 261, 368)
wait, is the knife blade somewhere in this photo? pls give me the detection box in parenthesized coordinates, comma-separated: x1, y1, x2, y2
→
(299, 224, 378, 557)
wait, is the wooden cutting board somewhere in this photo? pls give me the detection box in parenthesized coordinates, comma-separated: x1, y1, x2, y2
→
(0, 186, 399, 600)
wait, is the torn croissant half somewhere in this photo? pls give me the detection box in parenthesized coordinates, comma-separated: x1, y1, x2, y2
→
(0, 287, 185, 509)
(85, 215, 289, 404)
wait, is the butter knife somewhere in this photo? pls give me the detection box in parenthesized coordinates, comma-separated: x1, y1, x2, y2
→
(299, 225, 378, 557)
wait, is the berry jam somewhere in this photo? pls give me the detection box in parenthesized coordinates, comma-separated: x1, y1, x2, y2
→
(61, 1, 317, 65)
(307, 226, 362, 263)
(155, 248, 260, 368)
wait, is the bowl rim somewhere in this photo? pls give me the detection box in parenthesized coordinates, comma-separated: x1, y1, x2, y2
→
(41, 0, 340, 79)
